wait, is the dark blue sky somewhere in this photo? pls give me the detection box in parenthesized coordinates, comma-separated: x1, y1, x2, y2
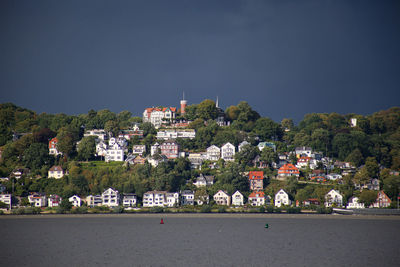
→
(1, 0, 399, 123)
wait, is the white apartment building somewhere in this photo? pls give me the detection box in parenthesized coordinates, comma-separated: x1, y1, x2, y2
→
(221, 142, 235, 161)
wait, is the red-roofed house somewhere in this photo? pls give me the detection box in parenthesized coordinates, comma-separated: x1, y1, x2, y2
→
(278, 163, 300, 178)
(49, 137, 62, 156)
(143, 107, 177, 128)
(371, 190, 391, 208)
(249, 171, 264, 191)
(248, 191, 265, 206)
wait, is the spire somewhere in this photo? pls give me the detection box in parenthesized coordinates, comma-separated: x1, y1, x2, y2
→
(216, 96, 219, 108)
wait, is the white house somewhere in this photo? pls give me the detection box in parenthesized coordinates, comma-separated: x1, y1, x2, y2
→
(86, 195, 102, 207)
(0, 194, 11, 209)
(238, 141, 250, 152)
(231, 191, 244, 206)
(49, 137, 62, 156)
(143, 107, 177, 128)
(274, 189, 291, 207)
(48, 165, 64, 179)
(132, 145, 146, 155)
(156, 129, 196, 140)
(96, 140, 108, 157)
(28, 193, 47, 207)
(166, 192, 180, 207)
(151, 142, 160, 156)
(193, 174, 214, 187)
(122, 193, 137, 207)
(213, 190, 231, 206)
(69, 195, 81, 207)
(195, 192, 209, 206)
(102, 188, 120, 207)
(47, 194, 62, 207)
(248, 191, 266, 206)
(221, 142, 235, 161)
(346, 197, 365, 209)
(295, 146, 312, 157)
(181, 190, 195, 206)
(327, 173, 342, 181)
(84, 129, 107, 141)
(143, 191, 167, 207)
(206, 145, 221, 161)
(105, 142, 125, 162)
(325, 189, 343, 207)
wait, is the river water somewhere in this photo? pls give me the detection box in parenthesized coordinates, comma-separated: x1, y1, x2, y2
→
(0, 214, 399, 267)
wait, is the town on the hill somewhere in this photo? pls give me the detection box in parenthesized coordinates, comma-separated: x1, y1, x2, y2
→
(0, 98, 399, 214)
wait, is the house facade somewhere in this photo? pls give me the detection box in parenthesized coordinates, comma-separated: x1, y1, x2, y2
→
(0, 194, 11, 209)
(221, 143, 235, 161)
(132, 145, 146, 155)
(143, 191, 167, 207)
(143, 107, 177, 128)
(102, 188, 120, 207)
(193, 174, 214, 187)
(86, 195, 102, 207)
(346, 197, 365, 209)
(278, 163, 300, 178)
(231, 191, 244, 206)
(28, 193, 47, 207)
(248, 191, 265, 206)
(325, 189, 343, 207)
(48, 165, 64, 179)
(160, 140, 179, 159)
(206, 145, 220, 161)
(69, 195, 81, 207)
(213, 190, 231, 206)
(249, 171, 263, 191)
(371, 190, 391, 208)
(181, 190, 195, 206)
(47, 194, 62, 207)
(122, 193, 137, 207)
(274, 189, 291, 207)
(166, 192, 180, 207)
(49, 137, 62, 156)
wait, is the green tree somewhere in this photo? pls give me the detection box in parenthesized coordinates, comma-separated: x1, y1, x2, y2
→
(77, 136, 96, 161)
(235, 144, 259, 169)
(56, 129, 75, 157)
(22, 143, 54, 171)
(252, 117, 283, 141)
(59, 198, 73, 212)
(260, 147, 278, 167)
(358, 190, 378, 207)
(196, 99, 218, 120)
(345, 148, 364, 167)
(364, 157, 379, 178)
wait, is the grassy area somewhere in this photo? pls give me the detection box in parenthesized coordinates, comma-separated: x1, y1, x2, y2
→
(79, 161, 124, 169)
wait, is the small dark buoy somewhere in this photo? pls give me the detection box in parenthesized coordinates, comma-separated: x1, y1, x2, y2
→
(160, 218, 164, 224)
(265, 223, 269, 229)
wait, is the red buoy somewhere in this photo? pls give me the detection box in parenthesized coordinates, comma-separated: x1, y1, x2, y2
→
(160, 218, 164, 224)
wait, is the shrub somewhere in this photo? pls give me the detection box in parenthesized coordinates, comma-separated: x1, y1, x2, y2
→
(259, 206, 265, 213)
(112, 206, 124, 213)
(200, 205, 212, 213)
(286, 207, 301, 214)
(316, 206, 333, 214)
(217, 206, 226, 213)
(150, 207, 164, 213)
(274, 207, 282, 213)
(266, 206, 274, 213)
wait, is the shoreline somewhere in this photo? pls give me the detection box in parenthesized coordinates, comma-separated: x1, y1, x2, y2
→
(1, 213, 399, 220)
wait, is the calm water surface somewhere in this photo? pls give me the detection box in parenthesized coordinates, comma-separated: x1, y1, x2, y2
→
(0, 214, 399, 267)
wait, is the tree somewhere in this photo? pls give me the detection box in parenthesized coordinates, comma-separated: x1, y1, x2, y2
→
(260, 147, 278, 167)
(22, 143, 54, 171)
(77, 136, 96, 161)
(353, 167, 370, 187)
(225, 106, 240, 121)
(56, 129, 75, 157)
(358, 190, 378, 207)
(235, 144, 259, 169)
(141, 122, 156, 136)
(252, 117, 283, 141)
(345, 149, 364, 167)
(59, 198, 72, 212)
(364, 157, 379, 178)
(196, 99, 218, 120)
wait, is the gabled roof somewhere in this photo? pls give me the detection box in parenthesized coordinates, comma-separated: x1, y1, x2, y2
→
(249, 171, 263, 180)
(49, 165, 63, 172)
(249, 191, 265, 198)
(278, 163, 300, 174)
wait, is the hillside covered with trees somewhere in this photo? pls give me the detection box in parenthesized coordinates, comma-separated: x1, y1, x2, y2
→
(0, 101, 399, 206)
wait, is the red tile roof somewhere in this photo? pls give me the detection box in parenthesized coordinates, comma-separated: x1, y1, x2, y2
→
(249, 171, 263, 180)
(249, 191, 265, 198)
(278, 163, 300, 174)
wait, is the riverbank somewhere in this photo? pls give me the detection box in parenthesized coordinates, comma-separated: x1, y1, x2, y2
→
(1, 212, 400, 220)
